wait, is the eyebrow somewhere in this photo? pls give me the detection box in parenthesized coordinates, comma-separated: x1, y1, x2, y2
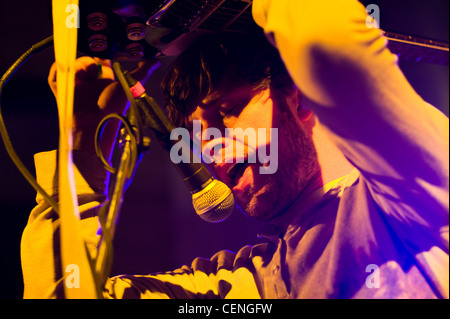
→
(200, 91, 224, 108)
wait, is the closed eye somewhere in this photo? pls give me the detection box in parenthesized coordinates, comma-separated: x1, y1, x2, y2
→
(221, 104, 240, 118)
(220, 99, 248, 118)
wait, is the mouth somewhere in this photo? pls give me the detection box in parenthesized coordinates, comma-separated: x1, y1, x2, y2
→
(226, 162, 250, 186)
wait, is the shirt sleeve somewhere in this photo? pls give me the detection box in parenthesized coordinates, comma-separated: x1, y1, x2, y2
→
(103, 246, 263, 299)
(252, 0, 449, 269)
(20, 150, 107, 298)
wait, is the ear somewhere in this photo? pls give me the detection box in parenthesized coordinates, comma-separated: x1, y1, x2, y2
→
(296, 89, 313, 122)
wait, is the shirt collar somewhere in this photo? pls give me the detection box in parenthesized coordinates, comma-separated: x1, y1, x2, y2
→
(257, 173, 351, 241)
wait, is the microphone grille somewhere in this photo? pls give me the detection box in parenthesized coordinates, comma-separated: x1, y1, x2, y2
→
(192, 179, 234, 223)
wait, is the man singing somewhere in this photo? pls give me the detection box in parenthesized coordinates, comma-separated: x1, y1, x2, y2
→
(21, 0, 448, 298)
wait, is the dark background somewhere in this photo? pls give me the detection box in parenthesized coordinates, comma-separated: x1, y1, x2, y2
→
(0, 0, 448, 299)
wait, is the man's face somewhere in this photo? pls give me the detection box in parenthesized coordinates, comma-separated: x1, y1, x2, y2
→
(188, 84, 320, 221)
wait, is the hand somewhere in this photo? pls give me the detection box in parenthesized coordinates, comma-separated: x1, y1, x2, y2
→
(251, 0, 276, 47)
(252, 0, 270, 29)
(48, 56, 159, 156)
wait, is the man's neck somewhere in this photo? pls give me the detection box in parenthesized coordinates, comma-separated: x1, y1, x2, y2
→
(269, 171, 326, 232)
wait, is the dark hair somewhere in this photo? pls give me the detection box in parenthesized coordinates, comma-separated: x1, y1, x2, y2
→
(161, 32, 295, 127)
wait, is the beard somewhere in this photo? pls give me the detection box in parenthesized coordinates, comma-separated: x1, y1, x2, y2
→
(237, 109, 320, 221)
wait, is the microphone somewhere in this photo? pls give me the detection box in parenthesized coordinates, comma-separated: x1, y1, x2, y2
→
(122, 69, 234, 223)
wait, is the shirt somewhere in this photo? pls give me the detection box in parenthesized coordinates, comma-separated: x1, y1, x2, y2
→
(20, 0, 449, 298)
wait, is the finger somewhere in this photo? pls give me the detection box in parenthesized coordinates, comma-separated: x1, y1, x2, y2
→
(48, 57, 96, 86)
(93, 57, 112, 68)
(48, 62, 58, 95)
(92, 58, 115, 81)
(48, 56, 109, 84)
(82, 62, 102, 81)
(73, 56, 114, 82)
(98, 81, 129, 114)
(74, 56, 101, 81)
(48, 61, 57, 84)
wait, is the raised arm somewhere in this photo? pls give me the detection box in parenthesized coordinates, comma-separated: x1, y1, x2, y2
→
(253, 0, 449, 237)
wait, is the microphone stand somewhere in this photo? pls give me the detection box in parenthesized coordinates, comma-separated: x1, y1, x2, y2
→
(93, 62, 151, 294)
(94, 130, 138, 291)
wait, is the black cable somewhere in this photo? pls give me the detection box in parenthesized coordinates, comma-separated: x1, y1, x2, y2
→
(0, 35, 59, 213)
(94, 112, 137, 174)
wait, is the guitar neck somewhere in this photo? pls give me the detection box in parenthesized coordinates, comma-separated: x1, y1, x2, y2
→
(153, 0, 449, 66)
(384, 32, 449, 66)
